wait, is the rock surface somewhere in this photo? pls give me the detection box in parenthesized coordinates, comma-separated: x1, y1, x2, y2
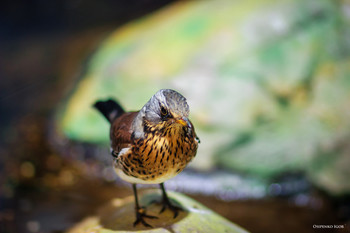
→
(66, 191, 248, 233)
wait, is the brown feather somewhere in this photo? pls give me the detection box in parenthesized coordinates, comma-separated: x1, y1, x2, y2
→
(110, 111, 138, 155)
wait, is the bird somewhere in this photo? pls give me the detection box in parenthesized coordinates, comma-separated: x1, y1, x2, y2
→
(93, 89, 199, 227)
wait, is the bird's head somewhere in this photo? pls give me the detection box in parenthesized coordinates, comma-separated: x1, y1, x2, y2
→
(133, 89, 192, 137)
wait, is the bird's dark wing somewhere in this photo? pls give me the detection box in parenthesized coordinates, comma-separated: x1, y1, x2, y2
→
(110, 111, 138, 155)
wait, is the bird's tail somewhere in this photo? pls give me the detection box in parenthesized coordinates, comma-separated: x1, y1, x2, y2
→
(93, 99, 125, 123)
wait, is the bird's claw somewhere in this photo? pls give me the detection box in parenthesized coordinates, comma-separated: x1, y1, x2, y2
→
(149, 198, 183, 218)
(133, 207, 158, 228)
(160, 201, 183, 218)
(151, 199, 183, 219)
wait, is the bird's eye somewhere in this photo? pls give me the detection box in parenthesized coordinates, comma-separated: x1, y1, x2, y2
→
(160, 106, 168, 117)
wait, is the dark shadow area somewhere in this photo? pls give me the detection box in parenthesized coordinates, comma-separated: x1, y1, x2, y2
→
(0, 0, 174, 40)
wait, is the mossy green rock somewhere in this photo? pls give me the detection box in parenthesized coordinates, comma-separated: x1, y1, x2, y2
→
(66, 191, 248, 233)
(57, 0, 350, 194)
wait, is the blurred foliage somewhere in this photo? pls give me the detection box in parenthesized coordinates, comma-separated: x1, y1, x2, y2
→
(58, 0, 350, 195)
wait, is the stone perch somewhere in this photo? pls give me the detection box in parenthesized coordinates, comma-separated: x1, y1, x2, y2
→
(66, 191, 249, 233)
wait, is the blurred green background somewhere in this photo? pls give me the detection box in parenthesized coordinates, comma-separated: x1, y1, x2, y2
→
(59, 0, 350, 195)
(1, 0, 350, 232)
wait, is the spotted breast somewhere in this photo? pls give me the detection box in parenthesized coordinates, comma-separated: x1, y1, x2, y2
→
(114, 117, 198, 184)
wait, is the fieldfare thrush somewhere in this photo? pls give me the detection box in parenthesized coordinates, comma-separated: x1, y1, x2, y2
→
(94, 89, 199, 227)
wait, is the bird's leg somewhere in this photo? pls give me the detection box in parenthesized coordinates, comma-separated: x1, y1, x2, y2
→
(159, 183, 183, 218)
(132, 184, 157, 227)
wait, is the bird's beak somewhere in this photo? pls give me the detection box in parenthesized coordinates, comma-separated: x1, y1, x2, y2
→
(176, 117, 191, 128)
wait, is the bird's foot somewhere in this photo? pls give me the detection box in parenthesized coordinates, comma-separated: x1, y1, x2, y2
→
(133, 207, 158, 228)
(158, 199, 183, 219)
